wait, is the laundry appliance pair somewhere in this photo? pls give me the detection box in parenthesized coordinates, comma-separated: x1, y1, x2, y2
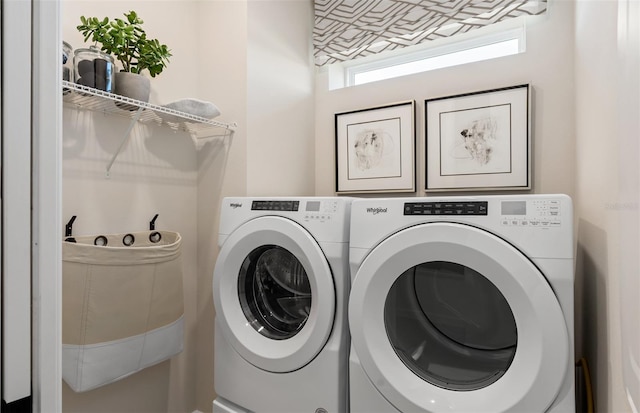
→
(212, 195, 575, 413)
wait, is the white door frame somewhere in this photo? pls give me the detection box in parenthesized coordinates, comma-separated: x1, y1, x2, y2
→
(2, 0, 34, 404)
(32, 0, 63, 410)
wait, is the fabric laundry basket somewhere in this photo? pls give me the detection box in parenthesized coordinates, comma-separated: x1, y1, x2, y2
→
(62, 230, 184, 392)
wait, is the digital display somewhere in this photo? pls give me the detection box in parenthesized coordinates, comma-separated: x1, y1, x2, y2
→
(501, 201, 526, 215)
(306, 201, 321, 212)
(251, 200, 299, 211)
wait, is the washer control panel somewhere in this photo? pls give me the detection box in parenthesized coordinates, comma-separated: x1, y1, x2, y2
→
(303, 199, 339, 222)
(249, 199, 339, 222)
(500, 199, 561, 227)
(404, 201, 488, 216)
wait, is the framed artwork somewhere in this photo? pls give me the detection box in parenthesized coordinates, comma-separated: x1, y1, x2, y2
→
(335, 100, 415, 194)
(425, 84, 530, 192)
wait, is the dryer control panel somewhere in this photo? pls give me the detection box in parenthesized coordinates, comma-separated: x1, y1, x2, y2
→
(500, 199, 562, 227)
(404, 201, 488, 216)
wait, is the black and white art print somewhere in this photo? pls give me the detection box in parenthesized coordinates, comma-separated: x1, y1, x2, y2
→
(425, 85, 530, 191)
(336, 101, 415, 194)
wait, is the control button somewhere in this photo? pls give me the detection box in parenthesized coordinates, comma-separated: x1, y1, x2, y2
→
(501, 219, 510, 226)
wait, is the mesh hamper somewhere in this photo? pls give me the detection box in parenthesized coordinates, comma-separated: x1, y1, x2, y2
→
(62, 230, 184, 392)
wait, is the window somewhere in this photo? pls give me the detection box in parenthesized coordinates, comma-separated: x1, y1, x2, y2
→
(329, 25, 525, 89)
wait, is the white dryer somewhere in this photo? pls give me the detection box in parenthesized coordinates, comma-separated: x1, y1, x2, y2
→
(213, 197, 352, 413)
(348, 195, 575, 413)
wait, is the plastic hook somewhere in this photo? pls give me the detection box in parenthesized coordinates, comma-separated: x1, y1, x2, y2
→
(149, 214, 159, 230)
(65, 216, 77, 242)
(65, 216, 77, 237)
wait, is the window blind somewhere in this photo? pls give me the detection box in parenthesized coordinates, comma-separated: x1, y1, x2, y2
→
(313, 0, 547, 66)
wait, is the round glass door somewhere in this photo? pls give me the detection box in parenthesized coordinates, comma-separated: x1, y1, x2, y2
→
(213, 216, 336, 373)
(348, 222, 569, 412)
(238, 245, 312, 340)
(385, 261, 517, 391)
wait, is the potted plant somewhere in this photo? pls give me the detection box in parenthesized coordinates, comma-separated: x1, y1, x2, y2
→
(77, 11, 172, 103)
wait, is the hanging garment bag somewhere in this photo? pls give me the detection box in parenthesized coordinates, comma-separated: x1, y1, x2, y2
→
(62, 230, 184, 392)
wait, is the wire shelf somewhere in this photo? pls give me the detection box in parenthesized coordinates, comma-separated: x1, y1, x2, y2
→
(62, 80, 237, 140)
(62, 80, 236, 176)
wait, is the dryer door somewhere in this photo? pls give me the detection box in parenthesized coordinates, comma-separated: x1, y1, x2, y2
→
(214, 216, 335, 373)
(349, 222, 569, 413)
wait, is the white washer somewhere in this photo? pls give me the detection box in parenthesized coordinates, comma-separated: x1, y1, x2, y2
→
(348, 194, 575, 413)
(213, 197, 352, 413)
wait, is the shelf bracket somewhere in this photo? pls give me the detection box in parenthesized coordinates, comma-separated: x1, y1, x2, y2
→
(105, 106, 145, 177)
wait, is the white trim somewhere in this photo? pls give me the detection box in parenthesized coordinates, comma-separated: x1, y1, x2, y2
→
(31, 0, 62, 409)
(2, 0, 33, 402)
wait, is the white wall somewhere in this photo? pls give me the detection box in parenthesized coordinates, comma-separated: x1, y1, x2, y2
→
(574, 0, 640, 412)
(58, 0, 640, 412)
(61, 108, 200, 413)
(195, 1, 315, 410)
(617, 1, 640, 410)
(194, 1, 248, 411)
(246, 1, 315, 196)
(62, 1, 315, 412)
(62, 1, 218, 412)
(312, 0, 637, 411)
(314, 2, 576, 198)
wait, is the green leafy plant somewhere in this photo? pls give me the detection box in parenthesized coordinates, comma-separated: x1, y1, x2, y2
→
(77, 11, 172, 77)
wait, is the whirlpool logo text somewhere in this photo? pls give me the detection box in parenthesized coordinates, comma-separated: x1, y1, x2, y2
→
(229, 203, 243, 209)
(366, 207, 388, 215)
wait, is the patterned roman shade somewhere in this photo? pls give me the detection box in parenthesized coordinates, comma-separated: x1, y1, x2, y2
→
(313, 0, 547, 66)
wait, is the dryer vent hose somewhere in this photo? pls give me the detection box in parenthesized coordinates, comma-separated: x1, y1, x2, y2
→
(576, 357, 595, 413)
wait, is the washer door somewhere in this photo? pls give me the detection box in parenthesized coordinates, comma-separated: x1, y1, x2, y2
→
(349, 223, 569, 413)
(214, 216, 335, 373)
